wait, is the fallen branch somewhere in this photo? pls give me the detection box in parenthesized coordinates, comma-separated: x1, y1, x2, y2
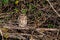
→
(3, 33, 28, 40)
(2, 25, 59, 31)
(0, 29, 4, 40)
(3, 33, 31, 36)
(36, 28, 59, 31)
(46, 0, 60, 17)
(3, 33, 45, 39)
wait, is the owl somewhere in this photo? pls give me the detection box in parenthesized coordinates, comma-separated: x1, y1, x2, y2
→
(18, 14, 27, 27)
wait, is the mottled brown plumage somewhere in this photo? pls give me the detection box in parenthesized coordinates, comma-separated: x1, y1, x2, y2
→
(18, 14, 27, 27)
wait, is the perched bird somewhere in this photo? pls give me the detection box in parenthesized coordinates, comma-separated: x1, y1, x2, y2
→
(18, 14, 27, 27)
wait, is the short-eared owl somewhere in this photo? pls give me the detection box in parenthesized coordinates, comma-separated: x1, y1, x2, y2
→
(18, 14, 27, 27)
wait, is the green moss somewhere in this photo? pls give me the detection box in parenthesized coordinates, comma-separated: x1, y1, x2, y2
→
(0, 19, 4, 24)
(14, 8, 19, 13)
(48, 24, 55, 28)
(38, 11, 43, 16)
(26, 3, 36, 12)
(21, 9, 27, 14)
(42, 0, 48, 7)
(2, 0, 9, 6)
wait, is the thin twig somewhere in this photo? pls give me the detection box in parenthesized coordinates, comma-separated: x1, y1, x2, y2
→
(0, 30, 4, 40)
(46, 0, 60, 17)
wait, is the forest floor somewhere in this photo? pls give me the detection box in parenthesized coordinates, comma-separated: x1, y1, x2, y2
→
(0, 0, 60, 40)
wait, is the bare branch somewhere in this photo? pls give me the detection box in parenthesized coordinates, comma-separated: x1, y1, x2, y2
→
(0, 30, 4, 40)
(46, 0, 60, 17)
(36, 28, 59, 31)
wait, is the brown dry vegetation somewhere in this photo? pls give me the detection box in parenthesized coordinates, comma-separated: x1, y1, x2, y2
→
(0, 0, 60, 40)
